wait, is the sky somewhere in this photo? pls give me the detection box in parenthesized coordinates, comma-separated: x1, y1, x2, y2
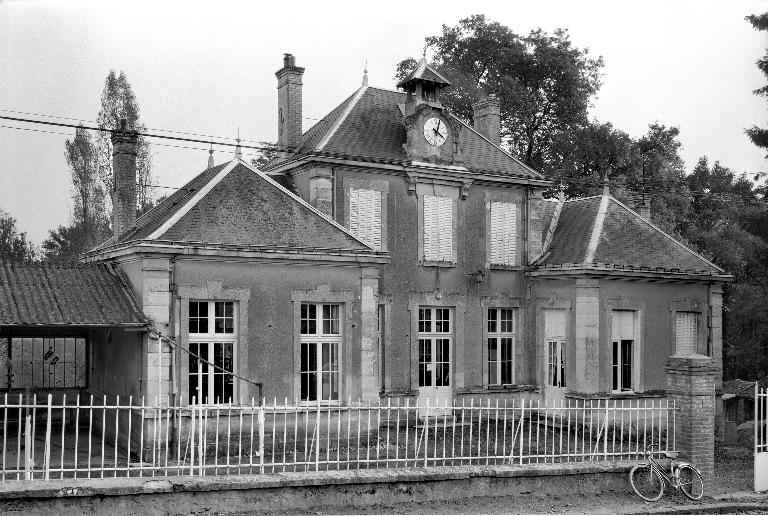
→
(1, 0, 767, 245)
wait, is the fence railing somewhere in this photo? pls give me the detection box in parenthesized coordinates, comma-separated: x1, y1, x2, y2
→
(0, 394, 675, 481)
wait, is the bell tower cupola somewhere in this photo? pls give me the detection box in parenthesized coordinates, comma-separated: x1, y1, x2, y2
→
(397, 57, 451, 117)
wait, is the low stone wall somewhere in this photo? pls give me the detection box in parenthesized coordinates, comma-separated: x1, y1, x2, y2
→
(0, 462, 633, 514)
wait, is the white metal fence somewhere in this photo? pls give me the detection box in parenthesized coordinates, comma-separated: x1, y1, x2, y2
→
(0, 394, 675, 481)
(755, 384, 768, 493)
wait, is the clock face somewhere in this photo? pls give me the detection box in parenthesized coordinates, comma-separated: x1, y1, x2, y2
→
(423, 117, 448, 146)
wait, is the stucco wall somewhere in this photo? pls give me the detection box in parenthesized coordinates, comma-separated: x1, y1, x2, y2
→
(173, 258, 368, 403)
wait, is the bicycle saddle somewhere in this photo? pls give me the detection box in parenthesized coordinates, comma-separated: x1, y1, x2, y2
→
(663, 451, 680, 459)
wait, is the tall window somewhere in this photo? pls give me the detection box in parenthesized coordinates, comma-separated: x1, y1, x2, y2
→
(418, 307, 451, 388)
(544, 309, 566, 388)
(675, 312, 698, 356)
(300, 303, 341, 402)
(489, 202, 517, 266)
(349, 187, 382, 250)
(487, 308, 515, 385)
(188, 301, 236, 404)
(423, 195, 453, 262)
(611, 310, 635, 392)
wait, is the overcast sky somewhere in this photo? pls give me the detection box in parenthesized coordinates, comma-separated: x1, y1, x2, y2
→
(1, 0, 766, 245)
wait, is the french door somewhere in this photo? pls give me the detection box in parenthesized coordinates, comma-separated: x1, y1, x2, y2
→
(417, 307, 452, 408)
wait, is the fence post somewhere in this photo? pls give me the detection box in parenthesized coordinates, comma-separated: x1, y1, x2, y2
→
(258, 407, 265, 474)
(603, 400, 609, 461)
(665, 355, 716, 493)
(24, 414, 32, 480)
(43, 394, 52, 480)
(189, 397, 195, 476)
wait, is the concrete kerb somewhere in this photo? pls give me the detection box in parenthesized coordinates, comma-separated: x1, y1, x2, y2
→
(0, 462, 633, 501)
(636, 503, 768, 514)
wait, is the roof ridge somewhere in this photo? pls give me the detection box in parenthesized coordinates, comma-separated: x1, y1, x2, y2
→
(315, 85, 368, 151)
(564, 195, 602, 203)
(584, 195, 610, 264)
(609, 196, 725, 273)
(299, 89, 361, 142)
(145, 161, 239, 240)
(448, 114, 545, 180)
(235, 160, 376, 251)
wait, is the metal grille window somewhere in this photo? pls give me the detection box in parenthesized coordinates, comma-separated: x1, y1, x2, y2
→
(489, 202, 517, 265)
(423, 195, 453, 262)
(418, 307, 451, 388)
(0, 337, 86, 389)
(349, 188, 382, 251)
(188, 301, 236, 405)
(300, 303, 341, 402)
(675, 312, 698, 356)
(611, 310, 635, 392)
(487, 308, 515, 385)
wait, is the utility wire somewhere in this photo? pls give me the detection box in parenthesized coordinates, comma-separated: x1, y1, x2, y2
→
(0, 114, 763, 202)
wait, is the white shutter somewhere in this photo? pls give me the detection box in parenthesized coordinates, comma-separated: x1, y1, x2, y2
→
(675, 312, 697, 356)
(423, 195, 438, 260)
(438, 197, 453, 262)
(612, 311, 635, 340)
(490, 202, 517, 265)
(544, 309, 566, 339)
(349, 188, 382, 251)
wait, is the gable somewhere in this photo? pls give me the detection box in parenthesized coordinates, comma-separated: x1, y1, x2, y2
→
(154, 163, 371, 251)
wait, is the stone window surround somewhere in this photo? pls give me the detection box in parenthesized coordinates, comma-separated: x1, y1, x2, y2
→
(535, 297, 572, 390)
(416, 182, 459, 267)
(308, 168, 335, 218)
(178, 281, 251, 404)
(603, 297, 647, 394)
(378, 293, 394, 393)
(484, 190, 525, 270)
(291, 286, 354, 405)
(342, 176, 390, 252)
(669, 298, 707, 357)
(407, 292, 466, 392)
(480, 296, 523, 388)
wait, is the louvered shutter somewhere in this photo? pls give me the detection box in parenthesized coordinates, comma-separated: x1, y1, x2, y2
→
(348, 188, 382, 251)
(490, 202, 517, 265)
(675, 312, 697, 355)
(423, 195, 438, 260)
(438, 197, 453, 261)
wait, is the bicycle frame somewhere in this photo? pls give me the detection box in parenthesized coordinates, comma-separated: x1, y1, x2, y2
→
(645, 454, 684, 491)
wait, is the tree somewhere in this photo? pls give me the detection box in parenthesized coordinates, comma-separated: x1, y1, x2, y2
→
(250, 142, 278, 170)
(0, 211, 36, 263)
(96, 70, 154, 213)
(65, 126, 107, 249)
(746, 12, 768, 153)
(396, 15, 603, 174)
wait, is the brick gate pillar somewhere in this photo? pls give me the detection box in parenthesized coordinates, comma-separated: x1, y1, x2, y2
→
(665, 355, 716, 493)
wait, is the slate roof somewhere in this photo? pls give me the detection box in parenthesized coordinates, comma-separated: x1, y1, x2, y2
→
(537, 195, 725, 275)
(0, 262, 146, 327)
(270, 86, 542, 179)
(91, 161, 374, 253)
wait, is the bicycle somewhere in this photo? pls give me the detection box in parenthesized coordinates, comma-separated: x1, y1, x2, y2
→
(629, 443, 704, 501)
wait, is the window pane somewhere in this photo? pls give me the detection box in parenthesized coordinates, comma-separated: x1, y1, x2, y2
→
(487, 309, 498, 333)
(418, 339, 431, 387)
(501, 309, 514, 333)
(322, 304, 340, 335)
(488, 337, 498, 384)
(418, 308, 431, 333)
(501, 337, 513, 384)
(621, 340, 633, 391)
(301, 304, 317, 335)
(612, 341, 619, 391)
(435, 308, 450, 332)
(560, 343, 566, 388)
(215, 302, 234, 334)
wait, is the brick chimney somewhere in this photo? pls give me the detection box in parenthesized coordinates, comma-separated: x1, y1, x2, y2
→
(275, 53, 305, 154)
(111, 118, 138, 239)
(472, 95, 501, 146)
(636, 196, 651, 220)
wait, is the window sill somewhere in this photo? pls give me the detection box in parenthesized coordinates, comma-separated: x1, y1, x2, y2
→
(565, 390, 666, 400)
(488, 264, 524, 271)
(420, 260, 457, 268)
(459, 384, 539, 394)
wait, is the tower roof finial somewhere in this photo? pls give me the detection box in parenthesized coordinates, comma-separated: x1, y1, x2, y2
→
(208, 140, 214, 169)
(362, 59, 368, 87)
(235, 127, 242, 160)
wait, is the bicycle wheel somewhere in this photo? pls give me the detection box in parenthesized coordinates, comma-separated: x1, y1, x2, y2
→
(630, 463, 664, 501)
(678, 464, 704, 500)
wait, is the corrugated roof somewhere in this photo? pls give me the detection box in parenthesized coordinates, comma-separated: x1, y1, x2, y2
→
(538, 195, 725, 274)
(0, 262, 147, 327)
(281, 86, 541, 178)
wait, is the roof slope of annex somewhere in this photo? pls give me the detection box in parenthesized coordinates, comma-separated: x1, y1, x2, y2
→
(536, 195, 727, 276)
(90, 160, 376, 254)
(0, 262, 146, 327)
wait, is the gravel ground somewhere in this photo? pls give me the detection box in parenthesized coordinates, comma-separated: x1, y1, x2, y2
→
(236, 445, 762, 515)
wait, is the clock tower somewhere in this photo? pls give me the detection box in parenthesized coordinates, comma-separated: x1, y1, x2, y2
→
(398, 58, 461, 165)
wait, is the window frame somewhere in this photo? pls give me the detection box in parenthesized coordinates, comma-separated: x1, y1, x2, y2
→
(299, 302, 343, 404)
(417, 306, 452, 389)
(187, 300, 238, 405)
(486, 307, 516, 386)
(611, 310, 636, 393)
